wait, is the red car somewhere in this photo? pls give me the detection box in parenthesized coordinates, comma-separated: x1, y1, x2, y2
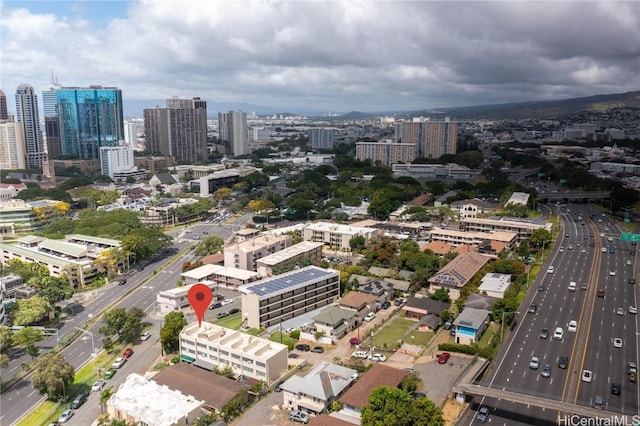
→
(438, 352, 451, 364)
(122, 348, 134, 358)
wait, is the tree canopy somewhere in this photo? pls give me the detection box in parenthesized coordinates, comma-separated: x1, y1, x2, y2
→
(361, 386, 443, 426)
(32, 352, 75, 401)
(160, 311, 188, 354)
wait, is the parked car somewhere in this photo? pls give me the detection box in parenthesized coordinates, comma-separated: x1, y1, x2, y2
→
(289, 410, 310, 424)
(381, 301, 391, 309)
(369, 353, 387, 362)
(112, 357, 126, 369)
(351, 350, 368, 359)
(216, 311, 229, 319)
(58, 410, 74, 423)
(140, 331, 151, 341)
(295, 344, 310, 352)
(228, 308, 240, 315)
(104, 368, 116, 379)
(443, 319, 453, 330)
(122, 348, 133, 358)
(71, 391, 89, 409)
(311, 346, 324, 353)
(438, 352, 451, 364)
(364, 312, 376, 322)
(209, 302, 222, 310)
(274, 381, 284, 392)
(91, 378, 105, 392)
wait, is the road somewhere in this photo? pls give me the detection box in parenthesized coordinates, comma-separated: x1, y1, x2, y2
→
(461, 204, 638, 425)
(1, 219, 242, 426)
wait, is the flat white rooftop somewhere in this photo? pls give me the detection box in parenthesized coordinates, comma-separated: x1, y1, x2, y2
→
(256, 241, 322, 266)
(303, 221, 377, 235)
(181, 263, 260, 281)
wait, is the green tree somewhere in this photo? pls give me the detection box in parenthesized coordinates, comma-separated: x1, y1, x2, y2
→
(0, 325, 13, 350)
(429, 288, 451, 303)
(32, 352, 75, 401)
(529, 228, 552, 248)
(99, 386, 115, 414)
(13, 326, 45, 348)
(0, 353, 9, 368)
(411, 397, 444, 426)
(30, 275, 74, 303)
(160, 311, 187, 354)
(194, 235, 225, 256)
(13, 296, 52, 326)
(102, 336, 115, 353)
(349, 235, 366, 252)
(361, 386, 414, 426)
(119, 308, 145, 344)
(25, 343, 40, 362)
(99, 308, 128, 337)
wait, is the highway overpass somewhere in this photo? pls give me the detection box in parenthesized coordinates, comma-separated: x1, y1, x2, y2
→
(537, 191, 612, 201)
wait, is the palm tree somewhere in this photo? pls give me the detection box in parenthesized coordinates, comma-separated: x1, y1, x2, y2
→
(99, 386, 114, 414)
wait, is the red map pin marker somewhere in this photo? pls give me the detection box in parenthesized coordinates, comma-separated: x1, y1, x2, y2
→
(188, 283, 213, 327)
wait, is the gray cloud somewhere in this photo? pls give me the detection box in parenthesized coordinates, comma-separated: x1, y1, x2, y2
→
(1, 0, 638, 113)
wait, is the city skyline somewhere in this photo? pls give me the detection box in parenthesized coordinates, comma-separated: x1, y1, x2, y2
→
(1, 1, 639, 114)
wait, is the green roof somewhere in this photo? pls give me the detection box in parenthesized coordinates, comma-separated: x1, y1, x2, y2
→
(0, 243, 81, 267)
(66, 234, 120, 247)
(16, 235, 44, 244)
(38, 239, 87, 257)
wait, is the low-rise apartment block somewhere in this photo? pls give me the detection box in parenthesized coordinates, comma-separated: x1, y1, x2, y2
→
(302, 221, 377, 251)
(460, 216, 550, 242)
(224, 234, 293, 271)
(179, 322, 288, 385)
(239, 266, 340, 329)
(256, 241, 323, 277)
(181, 263, 260, 288)
(429, 228, 517, 251)
(157, 282, 219, 314)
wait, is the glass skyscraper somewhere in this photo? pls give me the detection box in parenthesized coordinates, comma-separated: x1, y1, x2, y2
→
(57, 86, 124, 159)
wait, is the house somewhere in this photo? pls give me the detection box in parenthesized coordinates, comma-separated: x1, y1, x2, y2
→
(452, 307, 491, 344)
(427, 252, 491, 301)
(382, 278, 411, 294)
(421, 241, 453, 256)
(281, 362, 357, 414)
(152, 363, 245, 413)
(358, 280, 394, 306)
(338, 292, 378, 322)
(478, 273, 512, 298)
(199, 252, 225, 265)
(149, 172, 176, 186)
(367, 266, 393, 277)
(402, 297, 450, 321)
(313, 306, 356, 341)
(107, 373, 203, 426)
(339, 364, 407, 421)
(450, 198, 498, 218)
(418, 314, 442, 332)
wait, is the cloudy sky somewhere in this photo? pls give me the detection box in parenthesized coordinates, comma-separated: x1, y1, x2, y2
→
(1, 0, 639, 114)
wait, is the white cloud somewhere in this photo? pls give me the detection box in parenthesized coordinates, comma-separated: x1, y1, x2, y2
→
(0, 0, 638, 114)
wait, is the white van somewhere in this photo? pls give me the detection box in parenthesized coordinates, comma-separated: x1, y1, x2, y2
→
(568, 281, 577, 292)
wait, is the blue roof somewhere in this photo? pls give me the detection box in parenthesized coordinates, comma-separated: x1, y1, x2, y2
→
(242, 266, 337, 297)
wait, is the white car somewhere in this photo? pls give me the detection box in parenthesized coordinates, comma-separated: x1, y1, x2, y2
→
(91, 378, 105, 392)
(609, 270, 616, 276)
(351, 351, 368, 359)
(616, 307, 625, 315)
(601, 247, 607, 253)
(364, 312, 376, 322)
(553, 327, 564, 340)
(112, 357, 126, 369)
(529, 356, 540, 370)
(368, 353, 387, 362)
(613, 338, 623, 348)
(221, 299, 234, 306)
(140, 331, 151, 341)
(582, 370, 593, 383)
(547, 266, 554, 274)
(630, 306, 637, 314)
(568, 320, 577, 332)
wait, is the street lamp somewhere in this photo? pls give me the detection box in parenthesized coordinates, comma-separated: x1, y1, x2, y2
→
(501, 311, 519, 340)
(75, 327, 96, 357)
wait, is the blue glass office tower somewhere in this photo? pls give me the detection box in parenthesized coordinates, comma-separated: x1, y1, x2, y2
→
(57, 86, 124, 159)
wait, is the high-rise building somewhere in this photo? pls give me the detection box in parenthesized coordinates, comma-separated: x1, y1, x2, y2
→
(100, 142, 135, 179)
(222, 110, 249, 156)
(217, 112, 230, 143)
(0, 120, 25, 169)
(0, 90, 8, 121)
(15, 84, 46, 169)
(57, 86, 124, 160)
(124, 120, 142, 149)
(143, 97, 208, 163)
(355, 138, 416, 166)
(394, 118, 457, 159)
(310, 128, 335, 149)
(42, 85, 62, 159)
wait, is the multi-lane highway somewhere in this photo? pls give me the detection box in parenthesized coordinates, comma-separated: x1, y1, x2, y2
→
(1, 220, 241, 426)
(462, 204, 638, 425)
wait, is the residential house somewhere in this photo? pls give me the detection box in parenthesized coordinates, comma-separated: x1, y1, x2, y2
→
(339, 364, 407, 421)
(452, 307, 491, 344)
(338, 292, 378, 322)
(281, 362, 357, 414)
(422, 240, 453, 256)
(313, 306, 356, 341)
(427, 252, 491, 301)
(402, 297, 450, 322)
(358, 280, 394, 307)
(478, 273, 512, 299)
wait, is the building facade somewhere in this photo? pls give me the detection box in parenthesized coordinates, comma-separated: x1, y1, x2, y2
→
(355, 139, 416, 166)
(302, 222, 378, 251)
(100, 143, 135, 180)
(15, 84, 46, 169)
(0, 89, 8, 120)
(459, 217, 550, 242)
(394, 119, 457, 159)
(180, 263, 260, 288)
(219, 111, 249, 156)
(143, 97, 208, 163)
(57, 86, 124, 159)
(179, 322, 288, 385)
(224, 234, 293, 271)
(239, 266, 340, 329)
(255, 241, 323, 277)
(310, 128, 335, 150)
(42, 85, 62, 159)
(0, 120, 25, 170)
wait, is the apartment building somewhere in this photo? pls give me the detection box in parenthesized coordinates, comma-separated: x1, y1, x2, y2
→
(460, 217, 551, 242)
(256, 241, 323, 277)
(392, 163, 471, 180)
(239, 266, 340, 329)
(355, 139, 416, 166)
(156, 282, 217, 314)
(224, 234, 292, 271)
(428, 229, 517, 250)
(180, 263, 260, 288)
(302, 222, 377, 251)
(179, 322, 288, 385)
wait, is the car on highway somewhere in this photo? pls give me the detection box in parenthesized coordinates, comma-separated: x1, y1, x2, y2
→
(209, 302, 222, 310)
(58, 409, 74, 423)
(112, 357, 126, 368)
(609, 270, 616, 276)
(553, 327, 564, 340)
(71, 391, 88, 409)
(610, 248, 616, 253)
(539, 328, 549, 339)
(630, 306, 637, 314)
(289, 410, 310, 424)
(613, 338, 623, 348)
(104, 368, 116, 379)
(580, 282, 588, 290)
(582, 370, 593, 383)
(601, 247, 607, 252)
(364, 312, 376, 322)
(476, 406, 489, 423)
(568, 282, 576, 291)
(616, 307, 625, 315)
(558, 355, 569, 369)
(541, 364, 551, 378)
(369, 353, 387, 362)
(438, 352, 451, 364)
(630, 278, 636, 285)
(122, 348, 133, 358)
(311, 346, 324, 353)
(597, 289, 605, 298)
(611, 383, 621, 396)
(627, 260, 633, 266)
(559, 247, 564, 252)
(528, 304, 537, 314)
(546, 266, 554, 274)
(529, 356, 540, 369)
(92, 378, 105, 392)
(538, 283, 545, 292)
(140, 331, 151, 341)
(568, 320, 577, 332)
(592, 395, 605, 410)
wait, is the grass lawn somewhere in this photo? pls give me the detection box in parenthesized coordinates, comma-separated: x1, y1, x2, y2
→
(214, 312, 243, 329)
(478, 323, 500, 347)
(371, 317, 429, 349)
(270, 331, 296, 348)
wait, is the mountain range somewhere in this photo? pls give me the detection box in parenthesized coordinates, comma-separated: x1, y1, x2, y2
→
(123, 90, 640, 120)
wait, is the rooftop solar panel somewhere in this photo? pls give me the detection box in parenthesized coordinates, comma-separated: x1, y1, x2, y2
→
(244, 266, 336, 297)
